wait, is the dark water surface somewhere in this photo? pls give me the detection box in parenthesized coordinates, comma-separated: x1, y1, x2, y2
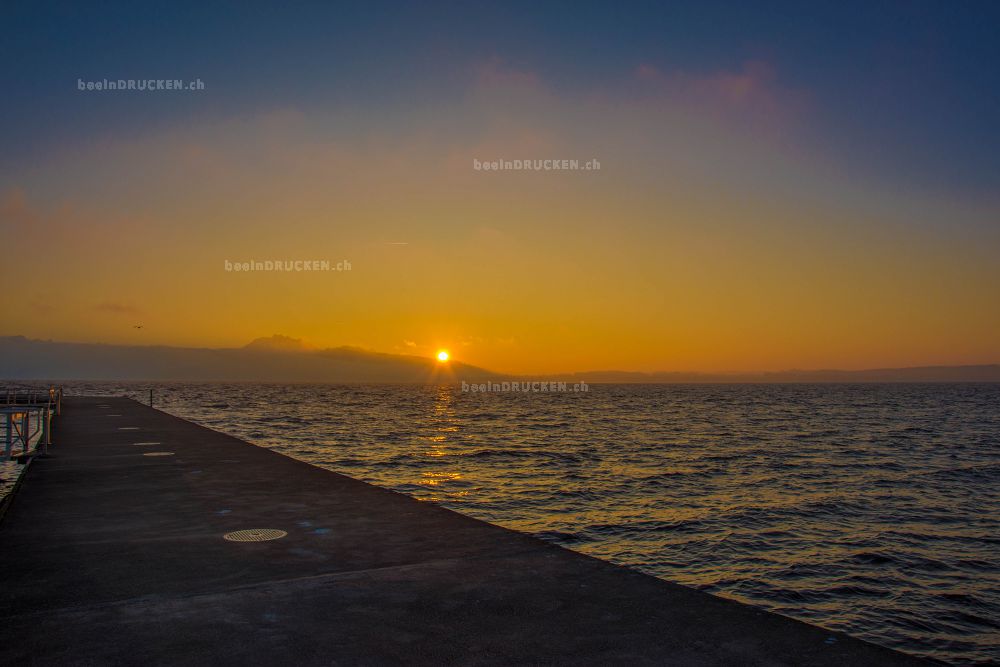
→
(47, 382, 1000, 663)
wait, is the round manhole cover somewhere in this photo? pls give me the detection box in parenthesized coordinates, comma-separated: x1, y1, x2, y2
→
(224, 529, 287, 542)
(143, 452, 175, 457)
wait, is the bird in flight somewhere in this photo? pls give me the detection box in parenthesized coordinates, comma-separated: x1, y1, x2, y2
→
(133, 325, 144, 329)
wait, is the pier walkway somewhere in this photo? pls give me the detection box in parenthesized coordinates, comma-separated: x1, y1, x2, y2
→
(0, 397, 926, 665)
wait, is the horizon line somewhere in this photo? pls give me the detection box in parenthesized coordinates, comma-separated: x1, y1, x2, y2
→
(2, 334, 998, 379)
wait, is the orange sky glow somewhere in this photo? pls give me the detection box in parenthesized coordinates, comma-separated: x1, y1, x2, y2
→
(2, 63, 998, 375)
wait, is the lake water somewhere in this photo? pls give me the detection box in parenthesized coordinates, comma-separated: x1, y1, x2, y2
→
(47, 382, 1000, 664)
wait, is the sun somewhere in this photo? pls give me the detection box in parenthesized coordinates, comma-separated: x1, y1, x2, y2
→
(436, 350, 450, 362)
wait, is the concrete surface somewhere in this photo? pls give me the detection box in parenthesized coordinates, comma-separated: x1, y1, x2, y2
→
(0, 397, 930, 665)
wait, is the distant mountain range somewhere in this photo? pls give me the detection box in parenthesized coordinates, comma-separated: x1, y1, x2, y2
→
(0, 335, 498, 383)
(2, 335, 998, 383)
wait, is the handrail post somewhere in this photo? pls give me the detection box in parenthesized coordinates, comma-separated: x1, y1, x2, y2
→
(3, 412, 11, 460)
(21, 411, 29, 455)
(43, 405, 51, 455)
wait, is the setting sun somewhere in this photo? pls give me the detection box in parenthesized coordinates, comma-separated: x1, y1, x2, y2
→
(436, 351, 449, 362)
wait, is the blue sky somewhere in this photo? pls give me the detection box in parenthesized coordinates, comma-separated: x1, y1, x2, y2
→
(3, 0, 999, 196)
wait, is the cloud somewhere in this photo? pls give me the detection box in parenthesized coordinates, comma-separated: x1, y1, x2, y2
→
(95, 302, 142, 317)
(0, 187, 39, 230)
(631, 60, 808, 135)
(28, 292, 56, 315)
(472, 57, 543, 91)
(244, 334, 310, 351)
(403, 340, 417, 347)
(1, 187, 142, 240)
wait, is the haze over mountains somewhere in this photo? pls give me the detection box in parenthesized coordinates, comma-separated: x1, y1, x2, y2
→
(1, 335, 496, 383)
(2, 335, 998, 383)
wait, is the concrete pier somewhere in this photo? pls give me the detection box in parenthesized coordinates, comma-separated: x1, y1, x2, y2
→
(0, 397, 927, 665)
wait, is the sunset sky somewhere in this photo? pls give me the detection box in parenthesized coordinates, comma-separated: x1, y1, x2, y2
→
(2, 1, 999, 374)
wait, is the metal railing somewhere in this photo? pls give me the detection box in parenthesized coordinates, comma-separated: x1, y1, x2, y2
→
(2, 386, 62, 460)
